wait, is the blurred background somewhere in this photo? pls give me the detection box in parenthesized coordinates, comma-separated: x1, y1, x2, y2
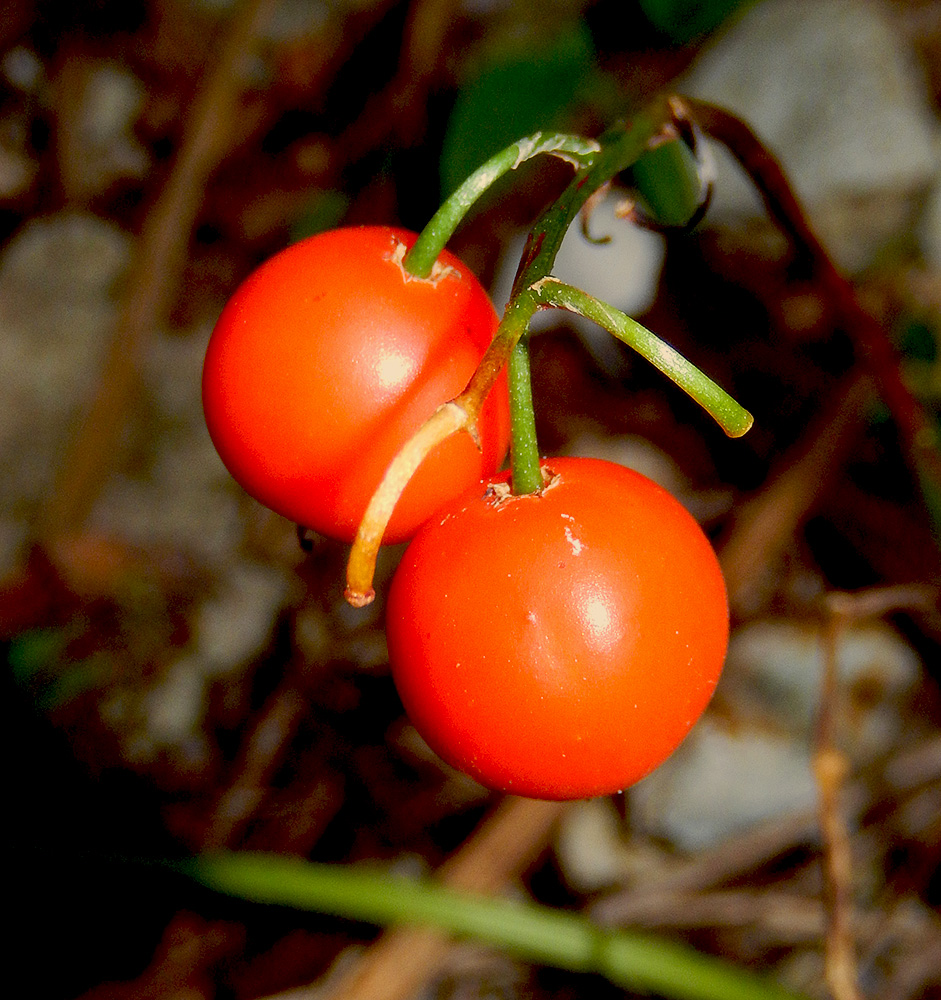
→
(2, 0, 940, 998)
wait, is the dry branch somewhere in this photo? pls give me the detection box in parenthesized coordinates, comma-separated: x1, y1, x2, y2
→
(38, 0, 278, 540)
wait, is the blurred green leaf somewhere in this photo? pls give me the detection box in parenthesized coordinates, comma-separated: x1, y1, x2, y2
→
(631, 138, 704, 227)
(8, 628, 68, 685)
(192, 852, 811, 1000)
(8, 625, 105, 708)
(290, 189, 351, 242)
(440, 22, 597, 196)
(898, 318, 938, 365)
(896, 315, 941, 404)
(638, 0, 756, 43)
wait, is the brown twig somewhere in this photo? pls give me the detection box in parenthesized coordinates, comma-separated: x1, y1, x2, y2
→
(813, 585, 937, 1000)
(591, 807, 821, 926)
(601, 888, 832, 942)
(345, 402, 471, 606)
(37, 0, 278, 541)
(683, 92, 941, 614)
(815, 606, 862, 1000)
(334, 0, 462, 159)
(201, 681, 309, 851)
(682, 98, 941, 506)
(319, 797, 568, 1000)
(592, 731, 941, 965)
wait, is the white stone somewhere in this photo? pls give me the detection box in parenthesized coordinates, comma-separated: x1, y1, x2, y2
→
(0, 518, 28, 577)
(565, 431, 684, 488)
(69, 63, 149, 198)
(143, 655, 207, 745)
(80, 64, 145, 151)
(920, 177, 941, 269)
(562, 430, 733, 521)
(633, 616, 924, 849)
(1, 46, 42, 92)
(89, 323, 247, 565)
(492, 193, 666, 371)
(723, 620, 921, 757)
(682, 0, 941, 272)
(0, 213, 130, 526)
(540, 194, 667, 319)
(630, 716, 817, 850)
(555, 798, 628, 892)
(197, 560, 291, 673)
(0, 142, 36, 197)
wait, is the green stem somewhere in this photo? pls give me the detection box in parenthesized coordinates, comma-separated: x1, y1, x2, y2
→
(534, 279, 754, 437)
(508, 101, 673, 300)
(494, 99, 676, 493)
(411, 97, 711, 497)
(190, 853, 809, 1000)
(404, 132, 601, 278)
(508, 333, 543, 494)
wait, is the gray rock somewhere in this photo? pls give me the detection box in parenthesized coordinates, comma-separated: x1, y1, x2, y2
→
(682, 0, 941, 272)
(88, 323, 249, 566)
(198, 559, 292, 675)
(563, 430, 733, 522)
(629, 617, 922, 850)
(630, 716, 818, 851)
(725, 618, 921, 760)
(72, 63, 149, 198)
(491, 194, 666, 373)
(0, 212, 130, 568)
(920, 177, 941, 269)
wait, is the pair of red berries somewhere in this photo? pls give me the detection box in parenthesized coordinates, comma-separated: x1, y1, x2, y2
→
(202, 226, 728, 800)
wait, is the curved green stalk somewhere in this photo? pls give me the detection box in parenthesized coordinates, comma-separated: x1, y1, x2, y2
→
(534, 279, 753, 438)
(404, 96, 749, 497)
(189, 852, 808, 1000)
(404, 132, 601, 278)
(493, 99, 677, 493)
(507, 101, 673, 301)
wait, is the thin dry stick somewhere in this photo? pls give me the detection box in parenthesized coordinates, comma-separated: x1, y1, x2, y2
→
(813, 585, 938, 1000)
(598, 888, 830, 942)
(201, 681, 309, 851)
(593, 731, 941, 955)
(336, 0, 460, 157)
(321, 797, 568, 1000)
(682, 96, 941, 614)
(38, 0, 278, 540)
(590, 807, 821, 926)
(815, 604, 863, 1000)
(684, 98, 941, 499)
(345, 313, 520, 605)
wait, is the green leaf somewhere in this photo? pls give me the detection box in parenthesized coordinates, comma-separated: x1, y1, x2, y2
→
(631, 138, 705, 228)
(8, 628, 68, 685)
(898, 318, 938, 365)
(639, 0, 756, 43)
(190, 852, 810, 1000)
(8, 625, 105, 708)
(440, 22, 597, 196)
(290, 189, 351, 242)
